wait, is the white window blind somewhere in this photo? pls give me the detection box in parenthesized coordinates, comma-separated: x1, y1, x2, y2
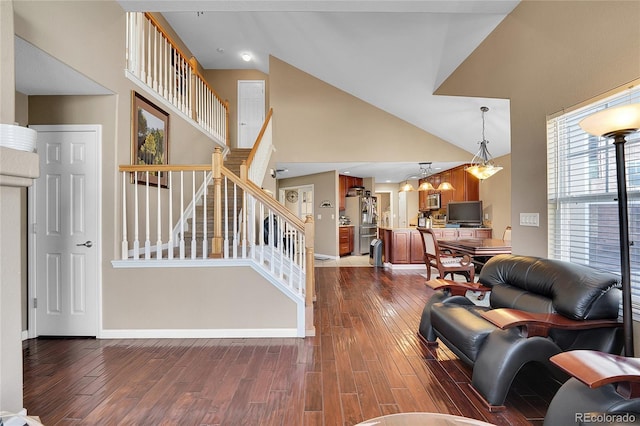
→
(547, 86, 640, 317)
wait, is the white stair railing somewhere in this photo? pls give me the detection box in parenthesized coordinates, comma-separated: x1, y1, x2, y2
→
(125, 12, 228, 145)
(246, 108, 274, 187)
(117, 162, 313, 304)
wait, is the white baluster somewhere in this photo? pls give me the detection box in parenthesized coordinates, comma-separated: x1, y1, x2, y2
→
(259, 203, 265, 265)
(122, 171, 128, 260)
(133, 172, 140, 259)
(156, 168, 162, 259)
(191, 171, 196, 259)
(233, 182, 238, 259)
(278, 217, 284, 280)
(223, 176, 229, 258)
(202, 171, 208, 258)
(241, 191, 247, 258)
(179, 171, 185, 258)
(168, 171, 173, 259)
(145, 172, 151, 259)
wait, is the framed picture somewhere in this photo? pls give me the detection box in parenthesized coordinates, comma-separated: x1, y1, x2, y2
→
(131, 91, 169, 187)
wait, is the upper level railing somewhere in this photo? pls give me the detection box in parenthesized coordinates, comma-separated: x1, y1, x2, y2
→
(126, 12, 229, 145)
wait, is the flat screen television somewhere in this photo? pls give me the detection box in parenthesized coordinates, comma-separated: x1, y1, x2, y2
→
(447, 201, 483, 227)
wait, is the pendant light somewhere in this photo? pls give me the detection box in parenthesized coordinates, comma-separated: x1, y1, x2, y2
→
(418, 162, 435, 191)
(466, 106, 503, 180)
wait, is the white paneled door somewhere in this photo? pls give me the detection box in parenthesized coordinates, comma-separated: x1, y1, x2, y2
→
(30, 125, 100, 336)
(237, 80, 265, 148)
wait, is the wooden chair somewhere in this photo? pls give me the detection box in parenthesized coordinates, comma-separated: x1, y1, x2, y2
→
(502, 226, 512, 241)
(418, 228, 474, 282)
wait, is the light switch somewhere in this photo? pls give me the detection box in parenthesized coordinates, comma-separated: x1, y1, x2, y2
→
(317, 214, 321, 220)
(519, 213, 539, 227)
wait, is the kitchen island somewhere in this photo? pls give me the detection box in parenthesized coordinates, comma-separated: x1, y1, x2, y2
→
(378, 227, 492, 265)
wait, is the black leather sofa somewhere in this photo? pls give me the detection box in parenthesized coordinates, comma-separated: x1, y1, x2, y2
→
(418, 254, 623, 410)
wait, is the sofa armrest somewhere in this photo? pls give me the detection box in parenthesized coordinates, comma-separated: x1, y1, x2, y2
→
(425, 278, 490, 297)
(480, 308, 621, 338)
(550, 350, 640, 398)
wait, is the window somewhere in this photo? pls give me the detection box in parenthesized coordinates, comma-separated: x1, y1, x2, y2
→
(547, 85, 640, 317)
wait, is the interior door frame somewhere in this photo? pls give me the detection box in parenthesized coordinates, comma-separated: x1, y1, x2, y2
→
(27, 124, 103, 339)
(237, 80, 265, 148)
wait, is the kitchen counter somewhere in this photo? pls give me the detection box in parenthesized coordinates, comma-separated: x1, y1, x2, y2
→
(378, 227, 492, 265)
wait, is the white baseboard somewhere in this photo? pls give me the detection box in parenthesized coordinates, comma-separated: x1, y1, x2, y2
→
(98, 328, 301, 339)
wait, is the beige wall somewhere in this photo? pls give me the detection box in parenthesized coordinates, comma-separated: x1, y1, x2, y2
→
(479, 153, 511, 238)
(106, 267, 296, 330)
(269, 56, 473, 163)
(437, 0, 640, 256)
(278, 170, 337, 256)
(203, 69, 270, 149)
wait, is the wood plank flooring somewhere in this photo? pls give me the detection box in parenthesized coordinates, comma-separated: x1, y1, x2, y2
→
(23, 266, 559, 425)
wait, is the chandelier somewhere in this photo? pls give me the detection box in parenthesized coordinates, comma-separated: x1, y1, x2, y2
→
(400, 162, 454, 192)
(466, 106, 503, 180)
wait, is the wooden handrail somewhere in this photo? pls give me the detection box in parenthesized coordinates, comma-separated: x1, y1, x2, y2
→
(143, 13, 228, 109)
(246, 108, 274, 168)
(119, 164, 210, 172)
(221, 165, 305, 232)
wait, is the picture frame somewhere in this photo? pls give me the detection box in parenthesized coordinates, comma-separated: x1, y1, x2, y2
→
(131, 91, 169, 187)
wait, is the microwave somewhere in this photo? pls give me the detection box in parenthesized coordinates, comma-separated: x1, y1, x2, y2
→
(426, 193, 440, 210)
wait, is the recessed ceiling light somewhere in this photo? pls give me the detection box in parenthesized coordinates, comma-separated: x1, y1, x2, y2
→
(241, 53, 252, 62)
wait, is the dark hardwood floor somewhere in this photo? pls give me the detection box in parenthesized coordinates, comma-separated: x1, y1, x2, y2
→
(23, 267, 559, 425)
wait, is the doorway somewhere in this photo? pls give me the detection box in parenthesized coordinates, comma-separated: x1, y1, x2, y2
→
(29, 125, 101, 337)
(237, 80, 265, 148)
(279, 185, 313, 220)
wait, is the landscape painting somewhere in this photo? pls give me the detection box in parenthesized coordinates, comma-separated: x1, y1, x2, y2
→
(132, 91, 169, 187)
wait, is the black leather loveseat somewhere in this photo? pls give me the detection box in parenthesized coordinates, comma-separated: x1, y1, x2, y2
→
(418, 254, 623, 410)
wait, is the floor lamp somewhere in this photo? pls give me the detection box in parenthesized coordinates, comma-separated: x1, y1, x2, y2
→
(580, 103, 640, 357)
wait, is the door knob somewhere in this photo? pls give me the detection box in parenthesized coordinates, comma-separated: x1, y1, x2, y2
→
(76, 241, 93, 248)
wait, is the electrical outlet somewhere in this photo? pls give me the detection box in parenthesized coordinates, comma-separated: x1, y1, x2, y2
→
(519, 213, 539, 227)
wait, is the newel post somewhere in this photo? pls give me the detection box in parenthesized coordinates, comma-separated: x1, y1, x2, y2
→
(304, 214, 315, 305)
(240, 160, 248, 181)
(210, 147, 223, 258)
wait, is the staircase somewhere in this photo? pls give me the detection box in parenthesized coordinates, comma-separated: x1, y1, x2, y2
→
(181, 148, 251, 258)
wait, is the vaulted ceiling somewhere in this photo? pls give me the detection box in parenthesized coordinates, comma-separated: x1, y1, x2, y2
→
(17, 1, 519, 183)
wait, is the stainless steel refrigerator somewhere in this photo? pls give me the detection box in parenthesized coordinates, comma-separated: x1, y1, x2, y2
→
(345, 195, 378, 255)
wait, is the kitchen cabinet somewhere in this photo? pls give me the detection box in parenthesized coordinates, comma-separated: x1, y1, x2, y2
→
(339, 174, 363, 211)
(339, 226, 354, 256)
(379, 227, 492, 265)
(410, 230, 426, 263)
(418, 164, 480, 212)
(380, 228, 427, 264)
(392, 230, 411, 264)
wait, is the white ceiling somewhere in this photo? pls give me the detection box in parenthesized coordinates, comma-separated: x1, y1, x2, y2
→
(15, 1, 517, 184)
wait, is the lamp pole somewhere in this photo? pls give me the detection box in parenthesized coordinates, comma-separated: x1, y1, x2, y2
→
(579, 103, 640, 358)
(609, 131, 634, 357)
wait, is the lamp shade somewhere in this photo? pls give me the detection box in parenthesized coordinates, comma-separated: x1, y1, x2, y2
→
(418, 181, 435, 191)
(437, 181, 455, 191)
(579, 103, 640, 137)
(466, 164, 503, 180)
(400, 181, 414, 192)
